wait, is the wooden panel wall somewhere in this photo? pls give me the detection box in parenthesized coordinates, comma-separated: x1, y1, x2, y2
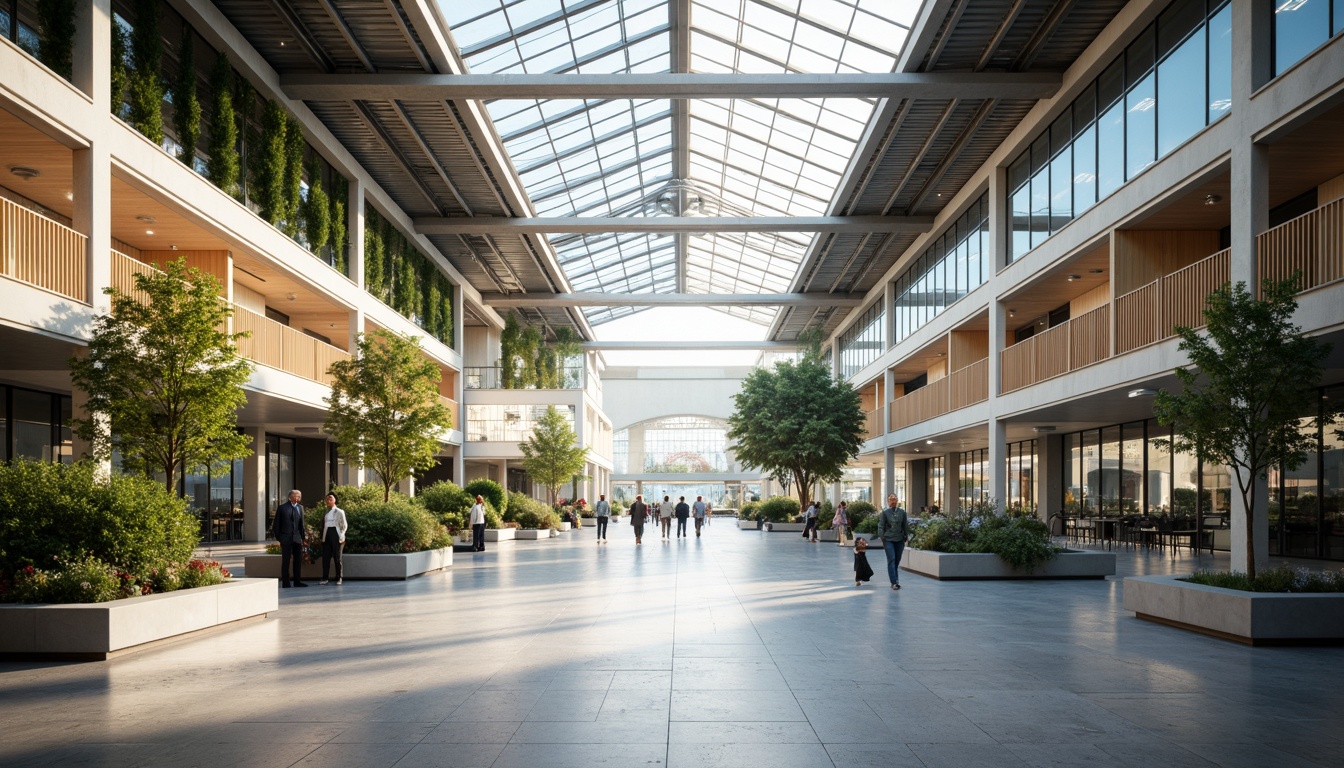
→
(1113, 230, 1221, 295)
(1069, 282, 1110, 317)
(140, 250, 231, 296)
(949, 330, 989, 370)
(928, 358, 948, 382)
(233, 282, 267, 314)
(1321, 173, 1344, 204)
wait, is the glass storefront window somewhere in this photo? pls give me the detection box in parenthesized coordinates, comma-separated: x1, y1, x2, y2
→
(1147, 422, 1173, 514)
(1323, 388, 1344, 559)
(891, 194, 989, 344)
(838, 302, 885, 380)
(1100, 425, 1122, 515)
(1121, 422, 1145, 514)
(1157, 23, 1206, 156)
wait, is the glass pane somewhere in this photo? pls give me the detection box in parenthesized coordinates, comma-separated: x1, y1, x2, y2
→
(1081, 430, 1099, 514)
(1121, 422, 1144, 514)
(1012, 186, 1032, 261)
(1274, 0, 1330, 75)
(1148, 422, 1173, 515)
(1050, 147, 1072, 233)
(1157, 28, 1206, 156)
(1324, 390, 1344, 559)
(1030, 167, 1050, 247)
(12, 389, 53, 462)
(1074, 125, 1097, 211)
(1126, 73, 1156, 179)
(1171, 437, 1202, 519)
(1098, 102, 1125, 198)
(1208, 5, 1232, 122)
(1100, 426, 1121, 515)
(1158, 0, 1206, 59)
(1282, 416, 1321, 558)
(0, 386, 7, 462)
(1126, 25, 1156, 83)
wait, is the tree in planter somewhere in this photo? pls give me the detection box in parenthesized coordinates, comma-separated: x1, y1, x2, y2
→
(727, 355, 864, 511)
(37, 0, 77, 80)
(519, 405, 588, 507)
(68, 259, 253, 494)
(206, 52, 239, 196)
(324, 330, 453, 502)
(172, 30, 201, 167)
(127, 0, 164, 144)
(1153, 277, 1338, 580)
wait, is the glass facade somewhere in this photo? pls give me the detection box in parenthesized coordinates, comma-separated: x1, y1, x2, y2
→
(1268, 384, 1344, 559)
(838, 302, 884, 381)
(927, 456, 945, 513)
(1009, 0, 1231, 262)
(183, 458, 244, 543)
(613, 416, 733, 475)
(1273, 0, 1344, 75)
(892, 193, 989, 343)
(265, 435, 296, 534)
(1006, 439, 1037, 511)
(0, 385, 72, 464)
(466, 404, 576, 444)
(957, 449, 988, 509)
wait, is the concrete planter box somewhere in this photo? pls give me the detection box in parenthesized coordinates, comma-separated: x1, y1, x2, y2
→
(244, 547, 451, 580)
(559, 522, 572, 532)
(902, 548, 1115, 580)
(765, 522, 807, 532)
(1123, 575, 1344, 645)
(816, 529, 838, 542)
(485, 528, 516, 542)
(738, 520, 759, 530)
(515, 529, 557, 540)
(0, 579, 276, 661)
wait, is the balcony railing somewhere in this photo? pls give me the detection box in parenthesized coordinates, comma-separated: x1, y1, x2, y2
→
(1, 197, 87, 302)
(1001, 304, 1110, 393)
(109, 250, 350, 386)
(948, 358, 989, 411)
(464, 365, 583, 390)
(863, 407, 883, 441)
(1258, 198, 1344, 294)
(1114, 249, 1229, 354)
(438, 395, 460, 433)
(886, 360, 987, 433)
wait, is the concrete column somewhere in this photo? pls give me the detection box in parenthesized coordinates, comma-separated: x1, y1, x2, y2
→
(68, 347, 110, 476)
(986, 165, 1009, 394)
(241, 426, 266, 541)
(397, 475, 415, 497)
(987, 419, 1007, 515)
(452, 284, 465, 352)
(72, 0, 111, 102)
(1037, 434, 1061, 522)
(943, 451, 960, 516)
(907, 459, 928, 511)
(871, 468, 881, 504)
(348, 177, 365, 289)
(883, 446, 897, 500)
(73, 146, 111, 316)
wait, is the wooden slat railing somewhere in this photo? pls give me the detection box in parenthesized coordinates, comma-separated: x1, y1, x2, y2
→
(1114, 248, 1230, 354)
(1000, 335, 1036, 394)
(889, 375, 948, 431)
(1001, 305, 1114, 393)
(110, 249, 159, 306)
(234, 305, 351, 384)
(1, 197, 87, 302)
(439, 395, 460, 433)
(1034, 323, 1070, 382)
(864, 407, 883, 440)
(1257, 198, 1344, 294)
(948, 358, 989, 411)
(1069, 305, 1109, 369)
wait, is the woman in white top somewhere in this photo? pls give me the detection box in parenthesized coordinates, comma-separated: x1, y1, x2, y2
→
(470, 495, 487, 552)
(320, 493, 348, 585)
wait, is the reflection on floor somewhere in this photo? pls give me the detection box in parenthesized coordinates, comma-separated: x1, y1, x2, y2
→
(4, 526, 1343, 768)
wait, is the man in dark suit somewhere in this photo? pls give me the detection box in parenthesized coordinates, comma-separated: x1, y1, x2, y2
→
(629, 495, 649, 545)
(272, 490, 308, 587)
(675, 496, 691, 538)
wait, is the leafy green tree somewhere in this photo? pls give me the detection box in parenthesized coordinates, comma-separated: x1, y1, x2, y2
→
(37, 0, 77, 80)
(325, 330, 453, 502)
(206, 52, 239, 196)
(727, 356, 864, 510)
(69, 259, 253, 494)
(127, 0, 164, 143)
(1154, 277, 1337, 579)
(172, 29, 201, 167)
(519, 405, 588, 507)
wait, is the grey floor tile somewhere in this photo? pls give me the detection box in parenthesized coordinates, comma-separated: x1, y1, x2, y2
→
(390, 742, 507, 768)
(668, 721, 820, 744)
(491, 742, 668, 768)
(670, 689, 807, 721)
(667, 742, 835, 768)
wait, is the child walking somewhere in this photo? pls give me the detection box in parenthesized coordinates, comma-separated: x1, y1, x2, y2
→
(853, 537, 874, 586)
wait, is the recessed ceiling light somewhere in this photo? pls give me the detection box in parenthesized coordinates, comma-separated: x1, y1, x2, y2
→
(1033, 426, 1056, 433)
(135, 215, 157, 224)
(145, 229, 154, 235)
(286, 292, 298, 301)
(64, 190, 73, 201)
(1128, 388, 1157, 398)
(1204, 194, 1221, 205)
(1089, 268, 1104, 274)
(926, 439, 934, 444)
(8, 165, 39, 180)
(1066, 274, 1081, 282)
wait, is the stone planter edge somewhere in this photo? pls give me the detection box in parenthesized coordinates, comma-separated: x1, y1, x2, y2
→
(901, 548, 1116, 580)
(1122, 574, 1344, 645)
(242, 547, 452, 580)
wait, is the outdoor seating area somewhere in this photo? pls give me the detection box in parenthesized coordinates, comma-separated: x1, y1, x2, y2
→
(1055, 513, 1229, 555)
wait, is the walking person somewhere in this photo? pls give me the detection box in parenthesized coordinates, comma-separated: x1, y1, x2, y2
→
(692, 496, 707, 537)
(320, 493, 348, 585)
(675, 496, 690, 538)
(853, 537, 874, 586)
(272, 490, 308, 588)
(802, 502, 819, 542)
(661, 495, 673, 539)
(630, 495, 649, 544)
(594, 494, 611, 542)
(833, 501, 850, 547)
(876, 494, 909, 590)
(470, 495, 487, 552)
(705, 500, 712, 526)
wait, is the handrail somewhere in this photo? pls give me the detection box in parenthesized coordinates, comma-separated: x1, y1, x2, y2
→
(1, 197, 88, 302)
(1113, 248, 1229, 354)
(1001, 304, 1111, 393)
(948, 358, 989, 410)
(864, 407, 883, 440)
(1257, 198, 1343, 294)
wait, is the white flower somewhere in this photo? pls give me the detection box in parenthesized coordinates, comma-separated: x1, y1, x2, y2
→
(80, 581, 91, 590)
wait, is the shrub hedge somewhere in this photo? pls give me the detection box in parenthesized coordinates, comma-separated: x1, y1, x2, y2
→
(505, 491, 561, 530)
(759, 496, 801, 523)
(465, 478, 508, 518)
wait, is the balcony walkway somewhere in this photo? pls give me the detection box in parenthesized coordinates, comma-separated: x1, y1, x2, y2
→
(3, 528, 1342, 768)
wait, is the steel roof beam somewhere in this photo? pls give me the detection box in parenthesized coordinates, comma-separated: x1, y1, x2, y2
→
(482, 293, 859, 309)
(414, 215, 933, 235)
(281, 72, 1061, 101)
(581, 340, 799, 351)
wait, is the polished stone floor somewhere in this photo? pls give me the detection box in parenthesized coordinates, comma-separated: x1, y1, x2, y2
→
(3, 524, 1343, 768)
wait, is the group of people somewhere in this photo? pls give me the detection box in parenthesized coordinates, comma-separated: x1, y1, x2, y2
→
(598, 494, 711, 544)
(799, 500, 857, 546)
(271, 489, 349, 588)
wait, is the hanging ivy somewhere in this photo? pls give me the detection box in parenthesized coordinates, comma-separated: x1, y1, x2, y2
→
(302, 161, 331, 255)
(438, 275, 453, 346)
(363, 204, 385, 298)
(110, 19, 130, 118)
(282, 114, 305, 237)
(37, 0, 77, 80)
(519, 325, 542, 388)
(424, 268, 442, 341)
(251, 99, 287, 224)
(128, 0, 164, 144)
(396, 250, 417, 318)
(172, 30, 201, 167)
(499, 313, 521, 389)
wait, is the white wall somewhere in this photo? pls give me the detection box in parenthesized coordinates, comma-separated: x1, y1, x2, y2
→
(601, 366, 752, 431)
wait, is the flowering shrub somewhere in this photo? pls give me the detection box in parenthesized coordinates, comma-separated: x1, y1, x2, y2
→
(908, 500, 1058, 572)
(759, 496, 800, 523)
(1185, 566, 1344, 593)
(4, 556, 229, 604)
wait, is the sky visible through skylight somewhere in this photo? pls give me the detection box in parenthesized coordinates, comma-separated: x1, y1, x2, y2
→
(441, 0, 919, 365)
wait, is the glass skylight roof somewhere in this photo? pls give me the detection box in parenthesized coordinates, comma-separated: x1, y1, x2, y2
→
(440, 0, 918, 327)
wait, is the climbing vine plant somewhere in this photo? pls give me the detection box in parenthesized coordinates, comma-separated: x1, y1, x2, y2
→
(362, 204, 454, 347)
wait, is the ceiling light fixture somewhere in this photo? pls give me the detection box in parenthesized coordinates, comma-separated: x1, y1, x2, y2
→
(1128, 388, 1157, 398)
(1204, 194, 1222, 205)
(8, 165, 39, 180)
(1089, 268, 1104, 274)
(1033, 426, 1056, 433)
(926, 439, 934, 445)
(286, 292, 298, 301)
(1066, 274, 1081, 282)
(145, 229, 154, 235)
(135, 215, 157, 224)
